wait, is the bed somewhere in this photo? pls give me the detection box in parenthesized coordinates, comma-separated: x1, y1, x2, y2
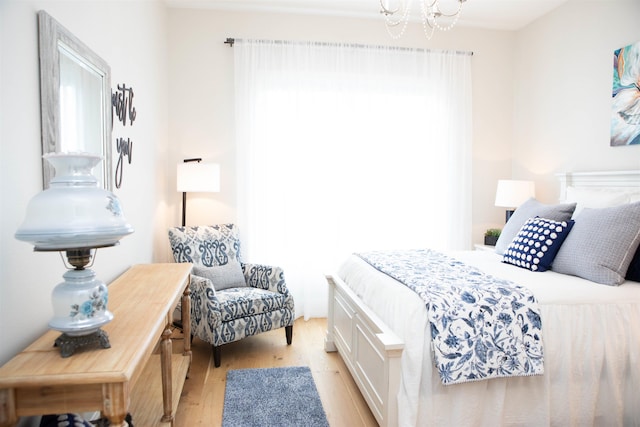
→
(324, 170, 640, 427)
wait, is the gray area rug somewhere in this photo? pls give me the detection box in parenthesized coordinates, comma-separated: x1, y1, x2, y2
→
(222, 366, 329, 427)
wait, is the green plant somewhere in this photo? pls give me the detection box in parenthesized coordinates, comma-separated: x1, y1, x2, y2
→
(484, 228, 501, 237)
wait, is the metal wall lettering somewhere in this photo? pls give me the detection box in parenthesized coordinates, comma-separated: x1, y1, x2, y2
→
(112, 83, 136, 188)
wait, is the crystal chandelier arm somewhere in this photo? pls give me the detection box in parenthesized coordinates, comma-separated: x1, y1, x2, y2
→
(422, 0, 465, 32)
(380, 0, 408, 27)
(379, 0, 400, 15)
(434, 0, 465, 18)
(381, 0, 413, 36)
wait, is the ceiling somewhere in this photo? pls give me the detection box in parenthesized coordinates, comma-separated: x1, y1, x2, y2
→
(164, 0, 570, 31)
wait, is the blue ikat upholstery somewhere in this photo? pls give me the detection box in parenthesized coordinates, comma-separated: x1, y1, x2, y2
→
(168, 224, 294, 364)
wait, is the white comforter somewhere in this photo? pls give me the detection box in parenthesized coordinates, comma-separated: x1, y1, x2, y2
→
(338, 250, 640, 426)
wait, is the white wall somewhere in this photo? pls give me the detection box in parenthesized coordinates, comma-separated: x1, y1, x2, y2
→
(166, 8, 517, 250)
(0, 1, 169, 364)
(512, 0, 640, 201)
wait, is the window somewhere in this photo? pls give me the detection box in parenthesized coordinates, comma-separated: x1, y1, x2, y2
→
(234, 40, 472, 317)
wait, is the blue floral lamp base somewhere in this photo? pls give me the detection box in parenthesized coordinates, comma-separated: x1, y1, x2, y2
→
(49, 264, 113, 357)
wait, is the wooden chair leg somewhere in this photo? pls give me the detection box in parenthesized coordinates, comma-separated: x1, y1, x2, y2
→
(285, 325, 293, 345)
(213, 345, 221, 368)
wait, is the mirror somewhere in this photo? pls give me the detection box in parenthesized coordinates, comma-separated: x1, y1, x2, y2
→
(38, 10, 112, 190)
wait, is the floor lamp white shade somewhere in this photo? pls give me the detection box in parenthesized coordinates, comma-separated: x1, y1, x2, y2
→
(177, 161, 220, 226)
(177, 162, 220, 193)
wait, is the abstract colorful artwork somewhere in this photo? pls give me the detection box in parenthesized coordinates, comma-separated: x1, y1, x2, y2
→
(611, 40, 640, 146)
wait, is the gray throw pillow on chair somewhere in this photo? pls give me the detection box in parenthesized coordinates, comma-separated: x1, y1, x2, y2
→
(193, 262, 246, 291)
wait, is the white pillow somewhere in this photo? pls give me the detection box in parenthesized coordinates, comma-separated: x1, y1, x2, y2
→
(565, 186, 630, 218)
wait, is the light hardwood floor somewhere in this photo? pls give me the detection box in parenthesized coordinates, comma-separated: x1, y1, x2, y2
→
(142, 318, 377, 427)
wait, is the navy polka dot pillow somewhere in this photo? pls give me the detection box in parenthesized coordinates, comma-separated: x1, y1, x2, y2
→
(503, 217, 574, 272)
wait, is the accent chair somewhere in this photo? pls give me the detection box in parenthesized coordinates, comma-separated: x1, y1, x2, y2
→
(167, 224, 294, 367)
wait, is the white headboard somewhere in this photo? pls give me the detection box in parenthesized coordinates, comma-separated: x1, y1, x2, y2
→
(555, 170, 640, 200)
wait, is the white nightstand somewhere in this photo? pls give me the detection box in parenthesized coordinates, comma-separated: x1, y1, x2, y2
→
(474, 244, 496, 252)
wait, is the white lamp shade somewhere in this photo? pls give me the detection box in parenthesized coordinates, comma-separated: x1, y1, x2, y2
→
(15, 153, 134, 250)
(177, 162, 220, 193)
(495, 180, 535, 208)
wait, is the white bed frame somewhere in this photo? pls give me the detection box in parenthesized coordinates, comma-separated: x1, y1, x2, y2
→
(324, 169, 640, 427)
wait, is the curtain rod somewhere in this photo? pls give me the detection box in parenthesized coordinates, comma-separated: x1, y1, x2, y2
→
(224, 38, 473, 56)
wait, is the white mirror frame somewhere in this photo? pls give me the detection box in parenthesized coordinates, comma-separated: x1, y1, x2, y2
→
(38, 10, 112, 190)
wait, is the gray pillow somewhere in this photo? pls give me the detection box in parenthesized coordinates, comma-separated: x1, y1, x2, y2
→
(495, 198, 577, 254)
(552, 202, 640, 286)
(193, 262, 246, 291)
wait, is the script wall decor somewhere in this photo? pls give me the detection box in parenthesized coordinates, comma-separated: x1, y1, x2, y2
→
(112, 83, 136, 188)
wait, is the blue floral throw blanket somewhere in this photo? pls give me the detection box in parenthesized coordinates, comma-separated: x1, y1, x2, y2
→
(356, 249, 544, 385)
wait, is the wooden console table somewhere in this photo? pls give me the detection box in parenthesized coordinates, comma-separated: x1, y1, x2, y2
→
(0, 263, 192, 427)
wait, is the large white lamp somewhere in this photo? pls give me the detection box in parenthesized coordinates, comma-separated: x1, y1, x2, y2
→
(15, 153, 134, 357)
(177, 158, 220, 226)
(495, 179, 535, 222)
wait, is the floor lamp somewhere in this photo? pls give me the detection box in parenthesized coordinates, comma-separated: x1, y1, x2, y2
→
(494, 179, 535, 223)
(177, 158, 220, 226)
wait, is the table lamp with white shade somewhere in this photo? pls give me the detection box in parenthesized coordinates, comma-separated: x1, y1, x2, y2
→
(15, 152, 134, 357)
(494, 179, 536, 222)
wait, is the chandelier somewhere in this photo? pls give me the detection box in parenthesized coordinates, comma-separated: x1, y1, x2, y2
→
(380, 0, 468, 40)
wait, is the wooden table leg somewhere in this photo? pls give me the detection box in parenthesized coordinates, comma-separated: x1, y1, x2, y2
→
(182, 286, 192, 361)
(0, 389, 17, 427)
(160, 327, 173, 422)
(102, 383, 129, 427)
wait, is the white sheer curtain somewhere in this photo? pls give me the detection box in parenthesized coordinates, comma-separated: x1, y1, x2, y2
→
(234, 40, 472, 319)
